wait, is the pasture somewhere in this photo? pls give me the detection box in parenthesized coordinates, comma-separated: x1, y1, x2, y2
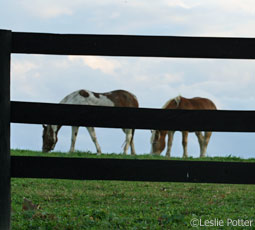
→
(11, 150, 255, 229)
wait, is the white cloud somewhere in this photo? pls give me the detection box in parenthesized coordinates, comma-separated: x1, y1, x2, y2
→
(11, 60, 39, 78)
(132, 73, 183, 89)
(18, 0, 140, 19)
(165, 0, 198, 9)
(19, 0, 75, 19)
(163, 73, 183, 83)
(214, 0, 255, 14)
(40, 7, 72, 19)
(11, 59, 42, 98)
(68, 56, 121, 75)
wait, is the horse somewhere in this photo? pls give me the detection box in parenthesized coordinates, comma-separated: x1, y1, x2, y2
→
(150, 96, 217, 158)
(42, 89, 139, 155)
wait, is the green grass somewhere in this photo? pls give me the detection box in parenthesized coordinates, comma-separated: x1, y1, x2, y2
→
(11, 150, 255, 229)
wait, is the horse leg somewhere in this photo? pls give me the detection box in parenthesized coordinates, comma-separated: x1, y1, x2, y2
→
(69, 126, 79, 152)
(195, 131, 204, 157)
(130, 130, 136, 156)
(86, 127, 102, 154)
(122, 129, 132, 155)
(166, 131, 174, 158)
(182, 131, 189, 158)
(200, 131, 212, 157)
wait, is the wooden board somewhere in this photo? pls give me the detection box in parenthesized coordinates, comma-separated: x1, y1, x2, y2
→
(11, 101, 255, 132)
(12, 32, 255, 59)
(0, 29, 11, 230)
(11, 156, 255, 184)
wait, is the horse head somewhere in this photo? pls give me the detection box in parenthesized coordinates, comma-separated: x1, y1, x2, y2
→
(42, 125, 58, 152)
(150, 130, 166, 155)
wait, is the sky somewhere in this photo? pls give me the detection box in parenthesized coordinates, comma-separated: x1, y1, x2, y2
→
(2, 0, 255, 158)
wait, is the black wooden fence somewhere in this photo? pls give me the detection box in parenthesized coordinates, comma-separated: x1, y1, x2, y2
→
(1, 29, 255, 229)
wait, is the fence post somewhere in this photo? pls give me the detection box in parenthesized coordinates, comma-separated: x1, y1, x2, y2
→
(0, 29, 12, 230)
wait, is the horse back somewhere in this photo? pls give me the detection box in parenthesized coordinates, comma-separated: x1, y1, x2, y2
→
(165, 96, 217, 110)
(103, 90, 139, 108)
(178, 97, 217, 110)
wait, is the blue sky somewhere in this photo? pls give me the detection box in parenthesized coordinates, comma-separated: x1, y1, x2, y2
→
(2, 0, 255, 158)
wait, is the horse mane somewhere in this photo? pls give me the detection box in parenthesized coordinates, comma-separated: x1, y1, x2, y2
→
(162, 95, 182, 109)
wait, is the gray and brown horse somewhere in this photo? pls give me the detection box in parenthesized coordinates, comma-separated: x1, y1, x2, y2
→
(150, 96, 217, 157)
(42, 89, 139, 155)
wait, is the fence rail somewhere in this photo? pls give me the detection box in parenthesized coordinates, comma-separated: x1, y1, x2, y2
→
(2, 29, 255, 229)
(11, 32, 255, 59)
(11, 156, 255, 184)
(11, 101, 255, 132)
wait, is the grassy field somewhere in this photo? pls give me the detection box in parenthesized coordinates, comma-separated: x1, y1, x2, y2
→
(11, 150, 255, 229)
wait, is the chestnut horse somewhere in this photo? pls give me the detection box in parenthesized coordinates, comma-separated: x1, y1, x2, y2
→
(42, 89, 139, 155)
(150, 96, 217, 157)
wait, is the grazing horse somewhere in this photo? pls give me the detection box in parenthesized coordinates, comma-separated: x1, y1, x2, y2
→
(42, 89, 139, 155)
(150, 96, 217, 158)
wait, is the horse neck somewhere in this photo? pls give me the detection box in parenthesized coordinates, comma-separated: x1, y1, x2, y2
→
(51, 125, 62, 135)
(159, 130, 168, 139)
(160, 130, 167, 137)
